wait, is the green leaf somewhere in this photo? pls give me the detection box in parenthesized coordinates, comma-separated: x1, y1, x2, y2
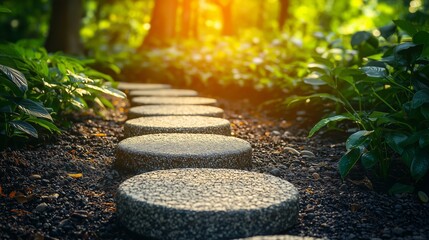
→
(338, 147, 363, 179)
(346, 130, 373, 150)
(379, 24, 397, 39)
(419, 133, 429, 148)
(401, 147, 415, 168)
(361, 66, 388, 78)
(393, 20, 418, 36)
(85, 84, 126, 98)
(287, 93, 344, 108)
(0, 64, 28, 92)
(16, 99, 52, 121)
(413, 31, 429, 45)
(388, 183, 415, 195)
(361, 151, 378, 169)
(9, 120, 38, 138)
(411, 89, 429, 109)
(308, 114, 353, 137)
(410, 149, 429, 180)
(351, 31, 372, 46)
(26, 118, 61, 134)
(385, 132, 409, 154)
(303, 72, 326, 86)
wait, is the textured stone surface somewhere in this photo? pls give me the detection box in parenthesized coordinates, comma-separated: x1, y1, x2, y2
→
(124, 116, 231, 137)
(115, 133, 251, 172)
(116, 168, 300, 240)
(130, 96, 217, 106)
(115, 82, 171, 91)
(240, 235, 324, 240)
(129, 89, 198, 97)
(128, 105, 224, 119)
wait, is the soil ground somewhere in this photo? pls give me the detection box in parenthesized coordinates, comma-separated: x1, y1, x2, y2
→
(0, 96, 428, 240)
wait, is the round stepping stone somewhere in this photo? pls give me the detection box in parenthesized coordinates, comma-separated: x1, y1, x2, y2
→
(124, 116, 231, 138)
(116, 168, 300, 240)
(115, 133, 251, 172)
(128, 105, 224, 119)
(130, 96, 217, 106)
(115, 82, 171, 91)
(129, 89, 198, 97)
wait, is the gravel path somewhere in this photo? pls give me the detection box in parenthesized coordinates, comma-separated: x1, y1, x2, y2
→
(0, 97, 428, 239)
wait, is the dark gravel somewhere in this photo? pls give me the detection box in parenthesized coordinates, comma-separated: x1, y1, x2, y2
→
(1, 96, 428, 240)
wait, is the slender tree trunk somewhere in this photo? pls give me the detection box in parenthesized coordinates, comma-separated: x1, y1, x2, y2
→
(181, 0, 192, 38)
(191, 0, 200, 39)
(212, 0, 234, 36)
(45, 0, 83, 55)
(221, 2, 234, 36)
(142, 0, 178, 48)
(278, 0, 289, 30)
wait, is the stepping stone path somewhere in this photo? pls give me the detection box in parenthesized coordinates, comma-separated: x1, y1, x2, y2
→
(116, 168, 299, 240)
(129, 88, 198, 97)
(123, 116, 231, 138)
(130, 96, 217, 106)
(114, 82, 305, 239)
(128, 105, 224, 119)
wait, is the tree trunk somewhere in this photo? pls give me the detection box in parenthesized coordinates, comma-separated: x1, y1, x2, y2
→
(45, 0, 83, 55)
(278, 0, 289, 30)
(181, 0, 192, 38)
(212, 0, 234, 36)
(142, 0, 178, 48)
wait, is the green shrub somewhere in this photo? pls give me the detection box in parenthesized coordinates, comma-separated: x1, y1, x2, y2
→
(0, 43, 125, 148)
(291, 18, 429, 191)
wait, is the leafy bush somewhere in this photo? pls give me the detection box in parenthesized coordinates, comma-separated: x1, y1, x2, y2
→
(0, 43, 125, 148)
(291, 18, 429, 191)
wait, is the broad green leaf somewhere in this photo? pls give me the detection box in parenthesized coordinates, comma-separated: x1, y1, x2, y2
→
(338, 147, 363, 179)
(97, 96, 114, 109)
(379, 24, 396, 39)
(393, 20, 418, 36)
(9, 120, 38, 138)
(0, 64, 27, 92)
(361, 151, 378, 169)
(410, 149, 429, 180)
(411, 89, 429, 109)
(361, 66, 387, 78)
(85, 84, 126, 98)
(16, 99, 52, 121)
(388, 183, 415, 195)
(308, 114, 353, 137)
(401, 147, 415, 168)
(26, 118, 61, 134)
(385, 132, 408, 154)
(307, 63, 329, 73)
(67, 70, 94, 84)
(346, 130, 373, 150)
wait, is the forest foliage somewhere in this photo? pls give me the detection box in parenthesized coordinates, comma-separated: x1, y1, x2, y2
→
(1, 0, 429, 191)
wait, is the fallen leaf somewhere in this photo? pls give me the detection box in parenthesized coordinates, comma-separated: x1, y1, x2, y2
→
(92, 133, 106, 137)
(418, 191, 428, 203)
(9, 191, 16, 199)
(10, 209, 32, 216)
(0, 185, 5, 197)
(350, 203, 360, 212)
(14, 192, 34, 204)
(67, 173, 83, 179)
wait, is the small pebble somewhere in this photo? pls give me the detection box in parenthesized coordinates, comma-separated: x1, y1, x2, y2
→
(34, 203, 48, 213)
(269, 168, 281, 177)
(29, 174, 42, 180)
(312, 172, 320, 180)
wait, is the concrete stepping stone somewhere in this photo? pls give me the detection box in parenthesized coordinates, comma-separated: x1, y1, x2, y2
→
(116, 168, 299, 240)
(128, 105, 224, 119)
(115, 82, 171, 91)
(130, 96, 217, 106)
(129, 89, 198, 97)
(124, 116, 231, 138)
(115, 133, 251, 172)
